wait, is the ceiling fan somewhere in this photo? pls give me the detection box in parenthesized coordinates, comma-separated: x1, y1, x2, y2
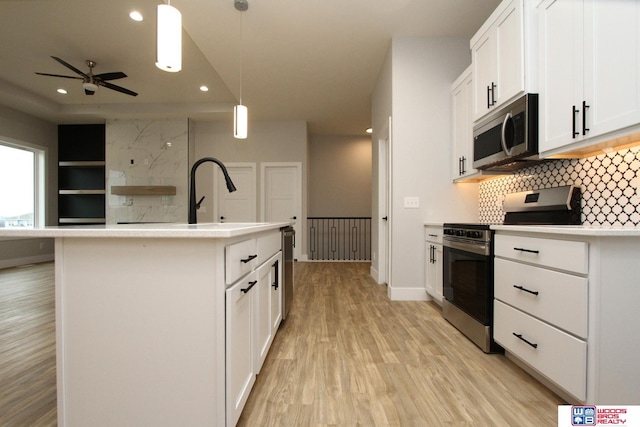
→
(35, 56, 138, 96)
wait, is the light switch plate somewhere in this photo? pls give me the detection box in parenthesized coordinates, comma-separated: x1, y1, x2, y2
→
(404, 196, 419, 209)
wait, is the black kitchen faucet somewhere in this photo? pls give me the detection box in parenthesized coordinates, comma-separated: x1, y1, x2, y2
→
(188, 157, 237, 224)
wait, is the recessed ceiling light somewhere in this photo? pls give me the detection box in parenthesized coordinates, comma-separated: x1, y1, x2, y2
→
(57, 88, 67, 94)
(129, 11, 143, 22)
(366, 127, 372, 134)
(200, 85, 209, 92)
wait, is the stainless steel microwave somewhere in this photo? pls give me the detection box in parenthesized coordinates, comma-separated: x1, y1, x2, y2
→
(472, 93, 539, 172)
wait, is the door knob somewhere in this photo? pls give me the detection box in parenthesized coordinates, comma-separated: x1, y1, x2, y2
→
(220, 216, 225, 222)
(382, 216, 388, 221)
(290, 216, 297, 220)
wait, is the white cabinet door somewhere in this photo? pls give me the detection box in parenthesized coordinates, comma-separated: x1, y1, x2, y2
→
(433, 244, 443, 303)
(495, 0, 525, 107)
(270, 253, 283, 333)
(472, 28, 497, 120)
(226, 272, 257, 427)
(539, 0, 640, 154)
(472, 0, 525, 121)
(451, 66, 477, 180)
(425, 241, 443, 304)
(254, 258, 273, 374)
(538, 0, 583, 153)
(583, 0, 640, 140)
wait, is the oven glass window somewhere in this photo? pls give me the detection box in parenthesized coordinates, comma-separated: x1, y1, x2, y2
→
(443, 247, 493, 325)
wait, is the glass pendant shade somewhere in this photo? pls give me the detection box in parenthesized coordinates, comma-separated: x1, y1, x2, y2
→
(156, 4, 182, 72)
(234, 104, 248, 139)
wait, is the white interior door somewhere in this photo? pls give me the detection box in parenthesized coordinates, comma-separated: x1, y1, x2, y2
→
(261, 163, 302, 259)
(214, 163, 256, 223)
(378, 116, 392, 286)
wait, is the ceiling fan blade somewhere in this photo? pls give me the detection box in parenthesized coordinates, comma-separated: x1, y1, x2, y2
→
(100, 81, 138, 97)
(94, 72, 127, 81)
(51, 56, 89, 79)
(35, 72, 83, 80)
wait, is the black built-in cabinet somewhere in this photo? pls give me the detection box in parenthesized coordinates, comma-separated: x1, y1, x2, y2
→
(58, 124, 106, 225)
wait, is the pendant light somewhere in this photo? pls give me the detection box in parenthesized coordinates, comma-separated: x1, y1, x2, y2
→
(234, 0, 248, 139)
(156, 1, 182, 72)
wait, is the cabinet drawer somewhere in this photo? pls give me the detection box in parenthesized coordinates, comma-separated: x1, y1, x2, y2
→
(226, 239, 258, 285)
(257, 231, 281, 266)
(495, 234, 588, 274)
(425, 226, 443, 244)
(494, 258, 588, 338)
(494, 300, 586, 401)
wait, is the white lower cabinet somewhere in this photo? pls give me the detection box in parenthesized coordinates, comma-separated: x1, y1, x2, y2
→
(494, 230, 640, 404)
(254, 253, 282, 374)
(226, 272, 257, 426)
(494, 300, 587, 400)
(424, 226, 443, 304)
(494, 232, 588, 401)
(226, 244, 282, 427)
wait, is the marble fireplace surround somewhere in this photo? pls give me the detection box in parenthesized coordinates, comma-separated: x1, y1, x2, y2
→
(105, 119, 190, 225)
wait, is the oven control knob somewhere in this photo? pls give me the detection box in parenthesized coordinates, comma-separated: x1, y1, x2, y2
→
(455, 230, 465, 237)
(467, 231, 482, 239)
(443, 229, 453, 235)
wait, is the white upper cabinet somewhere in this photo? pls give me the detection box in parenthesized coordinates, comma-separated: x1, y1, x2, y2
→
(472, 0, 530, 121)
(538, 0, 640, 155)
(451, 66, 478, 181)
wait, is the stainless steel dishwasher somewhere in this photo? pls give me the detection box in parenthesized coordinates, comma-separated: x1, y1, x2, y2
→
(280, 226, 295, 320)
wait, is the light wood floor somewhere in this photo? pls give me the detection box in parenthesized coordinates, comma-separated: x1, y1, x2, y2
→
(0, 262, 57, 427)
(239, 262, 564, 426)
(0, 261, 563, 427)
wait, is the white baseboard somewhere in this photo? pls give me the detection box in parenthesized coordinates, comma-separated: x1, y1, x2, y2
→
(370, 266, 379, 282)
(0, 253, 55, 270)
(387, 285, 430, 301)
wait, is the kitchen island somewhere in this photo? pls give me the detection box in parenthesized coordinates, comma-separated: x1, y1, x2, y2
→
(0, 222, 290, 427)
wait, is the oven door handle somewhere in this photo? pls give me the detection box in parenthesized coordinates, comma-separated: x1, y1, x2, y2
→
(443, 238, 490, 256)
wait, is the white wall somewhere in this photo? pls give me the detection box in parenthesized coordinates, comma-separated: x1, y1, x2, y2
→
(193, 120, 308, 255)
(308, 135, 372, 217)
(0, 105, 57, 267)
(372, 37, 480, 301)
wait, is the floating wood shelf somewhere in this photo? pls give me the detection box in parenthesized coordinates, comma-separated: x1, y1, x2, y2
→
(111, 186, 177, 196)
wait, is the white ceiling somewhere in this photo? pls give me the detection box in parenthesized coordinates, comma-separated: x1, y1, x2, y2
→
(0, 0, 500, 136)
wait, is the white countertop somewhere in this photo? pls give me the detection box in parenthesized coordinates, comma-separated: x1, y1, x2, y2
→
(0, 222, 292, 239)
(491, 224, 640, 237)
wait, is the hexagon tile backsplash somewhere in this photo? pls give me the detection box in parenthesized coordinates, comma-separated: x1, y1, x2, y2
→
(478, 147, 640, 226)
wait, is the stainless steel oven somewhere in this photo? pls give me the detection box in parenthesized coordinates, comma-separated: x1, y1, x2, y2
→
(442, 224, 502, 353)
(441, 185, 581, 354)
